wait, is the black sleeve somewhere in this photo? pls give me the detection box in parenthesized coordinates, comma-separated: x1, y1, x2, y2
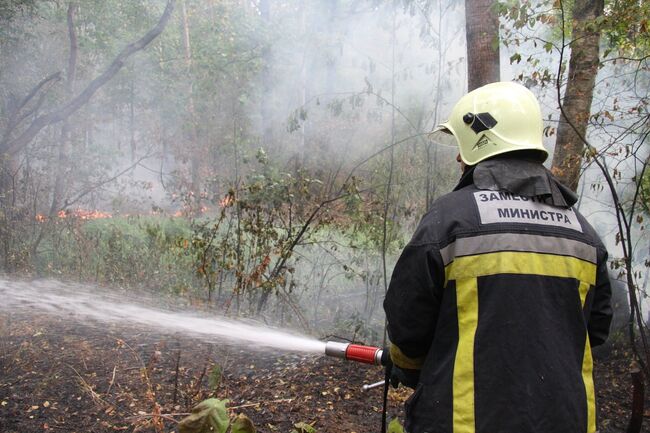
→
(383, 242, 443, 362)
(588, 247, 613, 347)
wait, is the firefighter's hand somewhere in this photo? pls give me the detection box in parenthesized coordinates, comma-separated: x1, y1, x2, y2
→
(389, 366, 420, 389)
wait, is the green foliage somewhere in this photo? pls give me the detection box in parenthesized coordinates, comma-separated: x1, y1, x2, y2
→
(0, 0, 35, 21)
(230, 414, 256, 433)
(498, 0, 560, 87)
(178, 399, 256, 433)
(208, 364, 223, 392)
(639, 167, 650, 215)
(178, 398, 230, 433)
(291, 421, 316, 433)
(34, 216, 196, 295)
(187, 149, 330, 314)
(602, 0, 650, 55)
(388, 418, 405, 433)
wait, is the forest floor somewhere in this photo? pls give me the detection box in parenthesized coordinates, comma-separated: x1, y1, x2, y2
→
(0, 311, 647, 433)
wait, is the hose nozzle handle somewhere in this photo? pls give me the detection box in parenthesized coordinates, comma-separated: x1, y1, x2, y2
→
(324, 341, 389, 366)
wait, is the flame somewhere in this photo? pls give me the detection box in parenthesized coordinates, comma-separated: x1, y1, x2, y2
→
(172, 206, 209, 217)
(35, 206, 213, 222)
(219, 194, 234, 208)
(71, 209, 112, 220)
(35, 209, 113, 222)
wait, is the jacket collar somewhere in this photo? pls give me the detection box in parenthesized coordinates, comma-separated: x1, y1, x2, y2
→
(453, 157, 577, 208)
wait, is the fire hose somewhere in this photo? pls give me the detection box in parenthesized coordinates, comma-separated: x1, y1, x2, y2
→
(324, 342, 394, 433)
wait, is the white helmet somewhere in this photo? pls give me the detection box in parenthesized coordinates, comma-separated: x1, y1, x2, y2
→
(434, 82, 548, 165)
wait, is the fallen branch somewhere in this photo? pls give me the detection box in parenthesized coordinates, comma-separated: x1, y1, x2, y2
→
(67, 364, 112, 408)
(126, 398, 296, 423)
(127, 413, 186, 424)
(106, 366, 117, 395)
(229, 398, 294, 410)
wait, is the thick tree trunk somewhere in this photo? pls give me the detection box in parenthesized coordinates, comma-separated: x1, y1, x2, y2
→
(465, 0, 500, 91)
(551, 0, 603, 192)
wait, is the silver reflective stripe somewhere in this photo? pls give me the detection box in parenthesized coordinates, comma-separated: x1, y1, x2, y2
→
(439, 233, 597, 266)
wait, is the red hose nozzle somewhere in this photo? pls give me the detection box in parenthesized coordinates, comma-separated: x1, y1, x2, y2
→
(324, 341, 387, 366)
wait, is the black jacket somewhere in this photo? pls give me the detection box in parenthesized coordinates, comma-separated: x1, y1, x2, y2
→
(383, 157, 612, 433)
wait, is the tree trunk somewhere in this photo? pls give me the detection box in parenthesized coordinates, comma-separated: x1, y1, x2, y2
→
(50, 2, 78, 217)
(465, 0, 500, 91)
(260, 0, 273, 148)
(325, 0, 338, 93)
(30, 2, 79, 259)
(0, 1, 174, 272)
(180, 0, 201, 211)
(0, 155, 17, 271)
(551, 0, 603, 192)
(0, 0, 175, 157)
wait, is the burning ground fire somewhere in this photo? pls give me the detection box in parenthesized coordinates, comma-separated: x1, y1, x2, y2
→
(34, 194, 230, 221)
(35, 206, 214, 222)
(35, 209, 113, 222)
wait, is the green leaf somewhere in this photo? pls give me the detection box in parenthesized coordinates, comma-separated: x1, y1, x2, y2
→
(387, 418, 404, 433)
(178, 398, 230, 433)
(291, 421, 316, 433)
(208, 364, 222, 391)
(231, 413, 256, 433)
(509, 53, 522, 64)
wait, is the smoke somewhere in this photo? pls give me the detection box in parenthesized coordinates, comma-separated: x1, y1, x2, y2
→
(4, 0, 646, 331)
(254, 1, 467, 165)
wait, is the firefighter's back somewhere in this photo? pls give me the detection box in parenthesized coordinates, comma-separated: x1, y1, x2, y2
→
(403, 182, 610, 433)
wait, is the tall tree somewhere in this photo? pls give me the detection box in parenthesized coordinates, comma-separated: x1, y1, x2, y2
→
(551, 0, 604, 192)
(180, 0, 202, 210)
(50, 2, 78, 219)
(260, 0, 273, 148)
(465, 0, 500, 90)
(0, 0, 175, 270)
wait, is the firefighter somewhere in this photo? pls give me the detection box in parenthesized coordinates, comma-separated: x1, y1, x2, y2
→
(383, 81, 612, 433)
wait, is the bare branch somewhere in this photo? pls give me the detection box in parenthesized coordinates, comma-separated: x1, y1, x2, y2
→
(1, 0, 176, 156)
(62, 152, 154, 210)
(1, 72, 62, 144)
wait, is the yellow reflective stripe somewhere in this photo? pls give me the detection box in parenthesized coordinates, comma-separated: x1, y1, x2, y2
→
(447, 253, 597, 433)
(578, 281, 597, 433)
(445, 251, 597, 285)
(453, 277, 478, 433)
(583, 338, 596, 433)
(389, 344, 425, 370)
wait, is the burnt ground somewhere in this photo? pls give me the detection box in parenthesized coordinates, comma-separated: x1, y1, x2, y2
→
(0, 312, 647, 433)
